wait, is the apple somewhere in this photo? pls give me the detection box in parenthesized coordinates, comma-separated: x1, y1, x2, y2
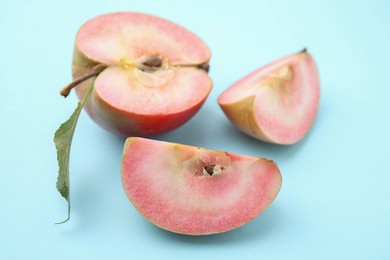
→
(121, 137, 282, 235)
(62, 12, 212, 136)
(218, 49, 320, 145)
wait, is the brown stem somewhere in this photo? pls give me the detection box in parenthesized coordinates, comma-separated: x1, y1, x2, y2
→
(60, 64, 107, 97)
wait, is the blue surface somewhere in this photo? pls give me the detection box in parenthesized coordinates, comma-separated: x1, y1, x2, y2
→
(1, 0, 390, 259)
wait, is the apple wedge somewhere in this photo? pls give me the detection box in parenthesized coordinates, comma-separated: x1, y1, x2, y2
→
(121, 137, 282, 235)
(65, 12, 212, 136)
(218, 49, 320, 145)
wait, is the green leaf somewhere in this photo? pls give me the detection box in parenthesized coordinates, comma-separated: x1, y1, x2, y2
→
(54, 80, 94, 224)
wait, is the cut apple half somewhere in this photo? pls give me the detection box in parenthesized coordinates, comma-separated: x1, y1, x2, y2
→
(68, 12, 212, 136)
(121, 137, 282, 235)
(218, 49, 320, 145)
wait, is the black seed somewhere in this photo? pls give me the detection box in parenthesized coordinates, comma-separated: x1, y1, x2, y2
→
(143, 56, 162, 67)
(204, 165, 216, 176)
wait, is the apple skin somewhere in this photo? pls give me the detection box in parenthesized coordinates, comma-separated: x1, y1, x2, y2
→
(70, 13, 212, 136)
(121, 137, 282, 235)
(218, 50, 320, 145)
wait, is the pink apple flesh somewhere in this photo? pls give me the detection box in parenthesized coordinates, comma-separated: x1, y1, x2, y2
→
(71, 12, 212, 136)
(218, 50, 320, 145)
(121, 137, 282, 235)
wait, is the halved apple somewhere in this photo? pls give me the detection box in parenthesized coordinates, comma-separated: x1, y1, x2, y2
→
(218, 50, 320, 145)
(68, 12, 212, 136)
(121, 137, 282, 235)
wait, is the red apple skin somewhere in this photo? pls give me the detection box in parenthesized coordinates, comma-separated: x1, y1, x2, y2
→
(72, 72, 209, 137)
(218, 50, 320, 145)
(70, 13, 212, 136)
(121, 137, 282, 235)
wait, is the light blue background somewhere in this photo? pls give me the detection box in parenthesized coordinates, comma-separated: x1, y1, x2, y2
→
(1, 0, 389, 259)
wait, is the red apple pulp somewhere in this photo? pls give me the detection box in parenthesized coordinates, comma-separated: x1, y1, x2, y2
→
(218, 50, 320, 145)
(71, 12, 212, 136)
(121, 137, 282, 235)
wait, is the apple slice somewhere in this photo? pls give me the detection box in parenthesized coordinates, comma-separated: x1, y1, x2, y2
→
(66, 12, 212, 136)
(121, 137, 282, 235)
(218, 49, 320, 145)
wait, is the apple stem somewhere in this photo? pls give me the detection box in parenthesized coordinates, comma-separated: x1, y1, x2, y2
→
(60, 64, 107, 97)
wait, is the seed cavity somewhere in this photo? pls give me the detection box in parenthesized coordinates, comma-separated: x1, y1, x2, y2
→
(203, 164, 225, 176)
(121, 55, 210, 73)
(265, 66, 293, 90)
(142, 56, 163, 68)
